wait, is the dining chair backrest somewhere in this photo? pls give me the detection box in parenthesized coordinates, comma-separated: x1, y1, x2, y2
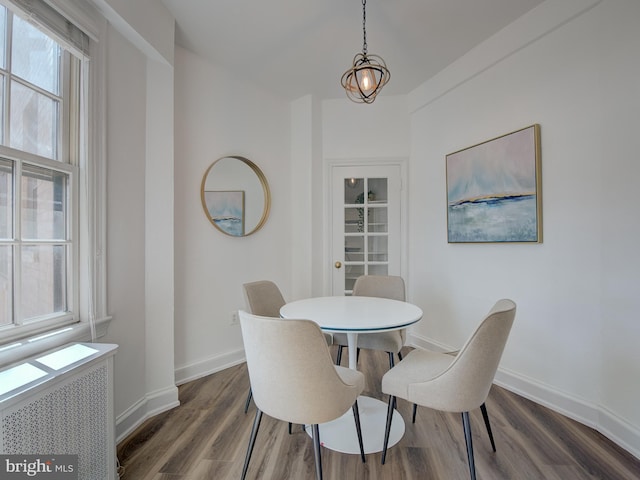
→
(352, 275, 405, 302)
(408, 299, 516, 412)
(352, 275, 407, 344)
(238, 310, 361, 425)
(243, 280, 286, 317)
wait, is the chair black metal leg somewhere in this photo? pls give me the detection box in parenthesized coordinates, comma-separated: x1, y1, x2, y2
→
(288, 422, 292, 435)
(381, 395, 396, 464)
(461, 411, 476, 480)
(241, 409, 263, 480)
(480, 403, 496, 452)
(412, 403, 417, 423)
(336, 345, 343, 366)
(244, 388, 253, 413)
(311, 424, 323, 480)
(388, 350, 402, 370)
(352, 401, 366, 463)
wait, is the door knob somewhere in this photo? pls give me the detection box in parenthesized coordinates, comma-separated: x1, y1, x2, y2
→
(334, 261, 342, 269)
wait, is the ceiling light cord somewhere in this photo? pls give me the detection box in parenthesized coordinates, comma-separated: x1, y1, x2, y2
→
(361, 0, 368, 56)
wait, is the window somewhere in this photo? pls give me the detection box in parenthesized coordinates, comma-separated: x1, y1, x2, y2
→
(0, 1, 87, 343)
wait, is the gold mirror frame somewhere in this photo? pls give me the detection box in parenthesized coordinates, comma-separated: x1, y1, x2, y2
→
(200, 156, 271, 236)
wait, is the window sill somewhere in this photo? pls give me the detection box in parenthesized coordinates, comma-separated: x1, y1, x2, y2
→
(0, 316, 113, 368)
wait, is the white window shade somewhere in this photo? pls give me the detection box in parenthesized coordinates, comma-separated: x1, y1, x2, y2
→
(6, 0, 90, 56)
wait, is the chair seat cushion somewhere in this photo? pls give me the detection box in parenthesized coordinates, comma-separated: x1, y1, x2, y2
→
(381, 349, 453, 399)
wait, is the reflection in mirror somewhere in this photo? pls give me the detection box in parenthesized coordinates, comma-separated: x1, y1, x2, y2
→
(201, 156, 271, 236)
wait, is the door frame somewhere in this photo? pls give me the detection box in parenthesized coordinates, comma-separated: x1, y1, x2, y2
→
(323, 157, 408, 296)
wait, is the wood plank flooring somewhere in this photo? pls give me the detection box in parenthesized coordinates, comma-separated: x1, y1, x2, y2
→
(117, 348, 640, 479)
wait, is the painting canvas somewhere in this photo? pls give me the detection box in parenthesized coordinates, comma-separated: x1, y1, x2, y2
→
(204, 190, 245, 236)
(446, 124, 541, 243)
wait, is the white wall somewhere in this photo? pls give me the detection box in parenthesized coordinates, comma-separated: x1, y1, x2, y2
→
(92, 0, 179, 440)
(91, 0, 174, 63)
(172, 47, 292, 383)
(290, 95, 321, 300)
(104, 24, 148, 421)
(322, 96, 410, 160)
(406, 0, 640, 456)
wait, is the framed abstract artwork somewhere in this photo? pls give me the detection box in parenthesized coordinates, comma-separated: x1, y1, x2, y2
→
(203, 190, 245, 236)
(446, 124, 542, 243)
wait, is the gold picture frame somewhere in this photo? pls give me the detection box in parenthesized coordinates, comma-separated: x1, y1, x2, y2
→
(200, 156, 271, 237)
(446, 124, 542, 243)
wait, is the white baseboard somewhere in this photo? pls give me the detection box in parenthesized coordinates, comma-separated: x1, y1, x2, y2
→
(174, 348, 246, 386)
(408, 332, 640, 460)
(598, 405, 640, 460)
(115, 385, 179, 443)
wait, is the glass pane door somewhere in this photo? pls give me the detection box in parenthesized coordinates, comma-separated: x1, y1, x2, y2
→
(343, 177, 389, 294)
(332, 165, 401, 296)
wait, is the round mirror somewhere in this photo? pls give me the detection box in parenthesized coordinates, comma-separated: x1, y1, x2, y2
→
(200, 156, 271, 236)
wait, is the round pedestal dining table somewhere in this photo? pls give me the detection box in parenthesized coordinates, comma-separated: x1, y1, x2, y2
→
(280, 295, 423, 455)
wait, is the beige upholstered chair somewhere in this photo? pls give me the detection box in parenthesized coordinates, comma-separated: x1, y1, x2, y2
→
(381, 299, 516, 480)
(242, 280, 332, 414)
(243, 280, 287, 318)
(239, 311, 365, 480)
(333, 275, 406, 368)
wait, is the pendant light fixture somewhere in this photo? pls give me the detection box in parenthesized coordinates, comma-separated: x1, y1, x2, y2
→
(341, 0, 390, 104)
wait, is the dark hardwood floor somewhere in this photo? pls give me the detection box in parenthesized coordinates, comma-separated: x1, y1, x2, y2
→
(117, 347, 640, 479)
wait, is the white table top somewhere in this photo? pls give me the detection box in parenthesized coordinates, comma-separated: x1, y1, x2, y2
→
(280, 296, 423, 333)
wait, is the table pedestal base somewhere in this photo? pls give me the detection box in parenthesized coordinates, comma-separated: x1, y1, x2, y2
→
(306, 395, 404, 454)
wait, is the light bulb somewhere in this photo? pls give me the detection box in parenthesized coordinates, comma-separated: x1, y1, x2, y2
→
(360, 68, 375, 93)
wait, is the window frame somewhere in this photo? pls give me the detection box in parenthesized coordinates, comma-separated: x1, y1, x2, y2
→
(0, 0, 110, 363)
(0, 147, 78, 339)
(0, 5, 79, 341)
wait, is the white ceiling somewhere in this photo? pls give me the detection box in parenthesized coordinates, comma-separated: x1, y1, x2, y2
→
(160, 0, 544, 101)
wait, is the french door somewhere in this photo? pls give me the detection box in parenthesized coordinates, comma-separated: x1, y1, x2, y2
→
(331, 164, 402, 295)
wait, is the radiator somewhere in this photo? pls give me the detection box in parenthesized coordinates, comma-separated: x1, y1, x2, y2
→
(0, 342, 118, 479)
